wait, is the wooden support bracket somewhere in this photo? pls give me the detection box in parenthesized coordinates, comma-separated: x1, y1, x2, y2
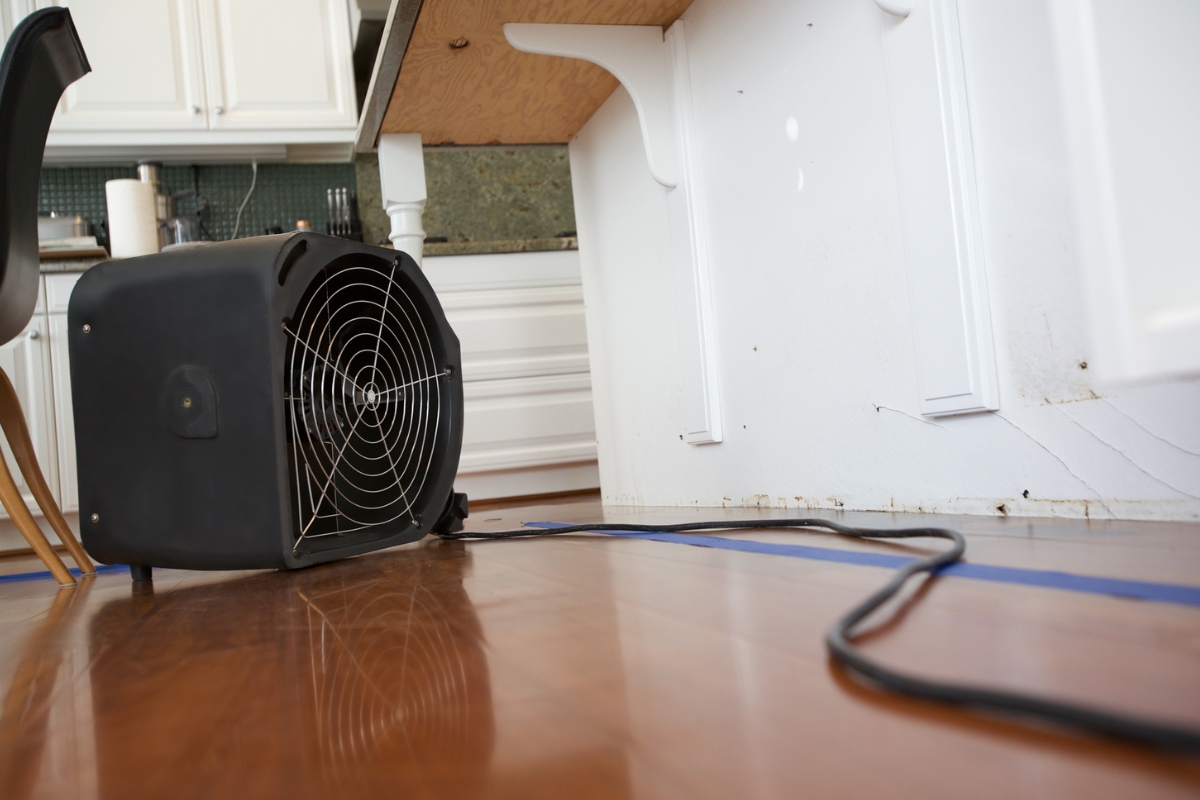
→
(873, 0, 913, 18)
(505, 21, 723, 443)
(504, 23, 678, 188)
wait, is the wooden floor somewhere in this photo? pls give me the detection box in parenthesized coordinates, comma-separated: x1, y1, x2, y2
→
(1, 499, 1199, 799)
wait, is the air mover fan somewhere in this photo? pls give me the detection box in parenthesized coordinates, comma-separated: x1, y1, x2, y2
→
(68, 234, 467, 577)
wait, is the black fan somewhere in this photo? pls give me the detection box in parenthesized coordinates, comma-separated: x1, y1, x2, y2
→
(68, 234, 467, 579)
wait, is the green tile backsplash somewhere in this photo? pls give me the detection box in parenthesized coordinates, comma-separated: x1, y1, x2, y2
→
(38, 163, 356, 248)
(38, 146, 576, 256)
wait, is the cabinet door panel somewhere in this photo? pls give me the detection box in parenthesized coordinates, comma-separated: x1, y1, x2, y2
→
(45, 0, 208, 131)
(1053, 0, 1200, 382)
(1, 1, 34, 44)
(0, 316, 58, 519)
(2, 1, 20, 42)
(200, 0, 355, 130)
(48, 314, 77, 513)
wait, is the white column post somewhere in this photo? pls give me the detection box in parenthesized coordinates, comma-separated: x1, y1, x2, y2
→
(377, 132, 427, 267)
(876, 0, 999, 415)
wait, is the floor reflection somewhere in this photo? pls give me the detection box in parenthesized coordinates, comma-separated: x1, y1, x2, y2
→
(0, 579, 95, 800)
(297, 546, 493, 791)
(5, 498, 1196, 798)
(86, 540, 494, 798)
(1, 538, 639, 799)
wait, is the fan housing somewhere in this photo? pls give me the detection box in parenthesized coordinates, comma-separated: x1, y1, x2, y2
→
(68, 234, 465, 571)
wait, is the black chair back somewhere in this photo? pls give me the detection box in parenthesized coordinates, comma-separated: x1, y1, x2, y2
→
(0, 8, 89, 345)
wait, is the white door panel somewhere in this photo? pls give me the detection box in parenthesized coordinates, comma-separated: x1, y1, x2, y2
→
(0, 315, 59, 518)
(1053, 0, 1200, 382)
(459, 374, 599, 473)
(199, 0, 355, 130)
(49, 314, 78, 513)
(879, 0, 999, 416)
(1, 1, 34, 44)
(424, 251, 601, 497)
(44, 0, 208, 131)
(441, 285, 591, 383)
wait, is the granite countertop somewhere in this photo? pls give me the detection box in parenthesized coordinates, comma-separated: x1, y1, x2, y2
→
(422, 236, 578, 257)
(40, 256, 106, 274)
(35, 232, 580, 273)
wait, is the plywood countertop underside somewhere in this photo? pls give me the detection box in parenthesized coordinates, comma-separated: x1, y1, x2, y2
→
(379, 0, 694, 146)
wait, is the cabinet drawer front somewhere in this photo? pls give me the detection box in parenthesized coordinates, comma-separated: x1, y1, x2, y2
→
(46, 273, 83, 315)
(459, 374, 598, 474)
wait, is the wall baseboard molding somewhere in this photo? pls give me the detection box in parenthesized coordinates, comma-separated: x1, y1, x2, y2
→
(0, 513, 76, 554)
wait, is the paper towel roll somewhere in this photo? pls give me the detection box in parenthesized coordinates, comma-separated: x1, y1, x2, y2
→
(105, 179, 159, 258)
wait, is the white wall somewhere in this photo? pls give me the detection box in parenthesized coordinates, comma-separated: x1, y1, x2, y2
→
(568, 0, 1200, 521)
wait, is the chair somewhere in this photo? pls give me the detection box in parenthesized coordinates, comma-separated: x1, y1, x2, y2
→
(0, 8, 94, 585)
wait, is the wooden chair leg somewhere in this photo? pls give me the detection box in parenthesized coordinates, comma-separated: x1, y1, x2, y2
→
(0, 454, 73, 585)
(0, 368, 94, 575)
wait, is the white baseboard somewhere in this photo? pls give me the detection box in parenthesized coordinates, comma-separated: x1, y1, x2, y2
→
(0, 512, 79, 554)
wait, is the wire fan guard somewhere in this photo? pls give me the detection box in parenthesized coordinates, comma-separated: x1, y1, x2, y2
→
(285, 257, 448, 553)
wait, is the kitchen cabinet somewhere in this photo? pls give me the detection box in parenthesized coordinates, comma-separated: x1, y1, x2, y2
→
(0, 274, 85, 553)
(0, 1, 24, 42)
(199, 0, 358, 132)
(41, 0, 209, 133)
(46, 274, 80, 514)
(422, 250, 600, 501)
(3, 0, 357, 161)
(0, 284, 60, 526)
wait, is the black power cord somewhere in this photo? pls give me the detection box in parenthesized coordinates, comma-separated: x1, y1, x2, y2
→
(438, 518, 1200, 753)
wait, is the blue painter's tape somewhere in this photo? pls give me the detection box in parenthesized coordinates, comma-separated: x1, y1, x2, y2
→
(0, 563, 127, 585)
(525, 523, 1200, 609)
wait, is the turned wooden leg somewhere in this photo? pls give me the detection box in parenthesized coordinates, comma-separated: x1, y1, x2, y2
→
(0, 367, 94, 575)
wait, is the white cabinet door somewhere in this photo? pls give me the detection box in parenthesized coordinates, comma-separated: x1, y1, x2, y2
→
(43, 0, 209, 132)
(1, 0, 33, 43)
(1053, 0, 1200, 383)
(423, 251, 601, 501)
(45, 274, 79, 514)
(2, 1, 20, 41)
(0, 315, 59, 518)
(48, 313, 77, 513)
(198, 0, 355, 131)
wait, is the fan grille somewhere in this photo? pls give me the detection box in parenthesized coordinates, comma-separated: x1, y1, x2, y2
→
(284, 257, 446, 553)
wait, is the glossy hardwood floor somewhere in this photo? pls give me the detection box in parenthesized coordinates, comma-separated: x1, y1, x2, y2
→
(1, 498, 1198, 799)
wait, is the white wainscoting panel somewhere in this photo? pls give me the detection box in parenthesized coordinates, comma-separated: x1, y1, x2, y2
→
(1052, 0, 1200, 383)
(459, 374, 598, 472)
(439, 284, 591, 382)
(878, 0, 1000, 416)
(423, 250, 599, 500)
